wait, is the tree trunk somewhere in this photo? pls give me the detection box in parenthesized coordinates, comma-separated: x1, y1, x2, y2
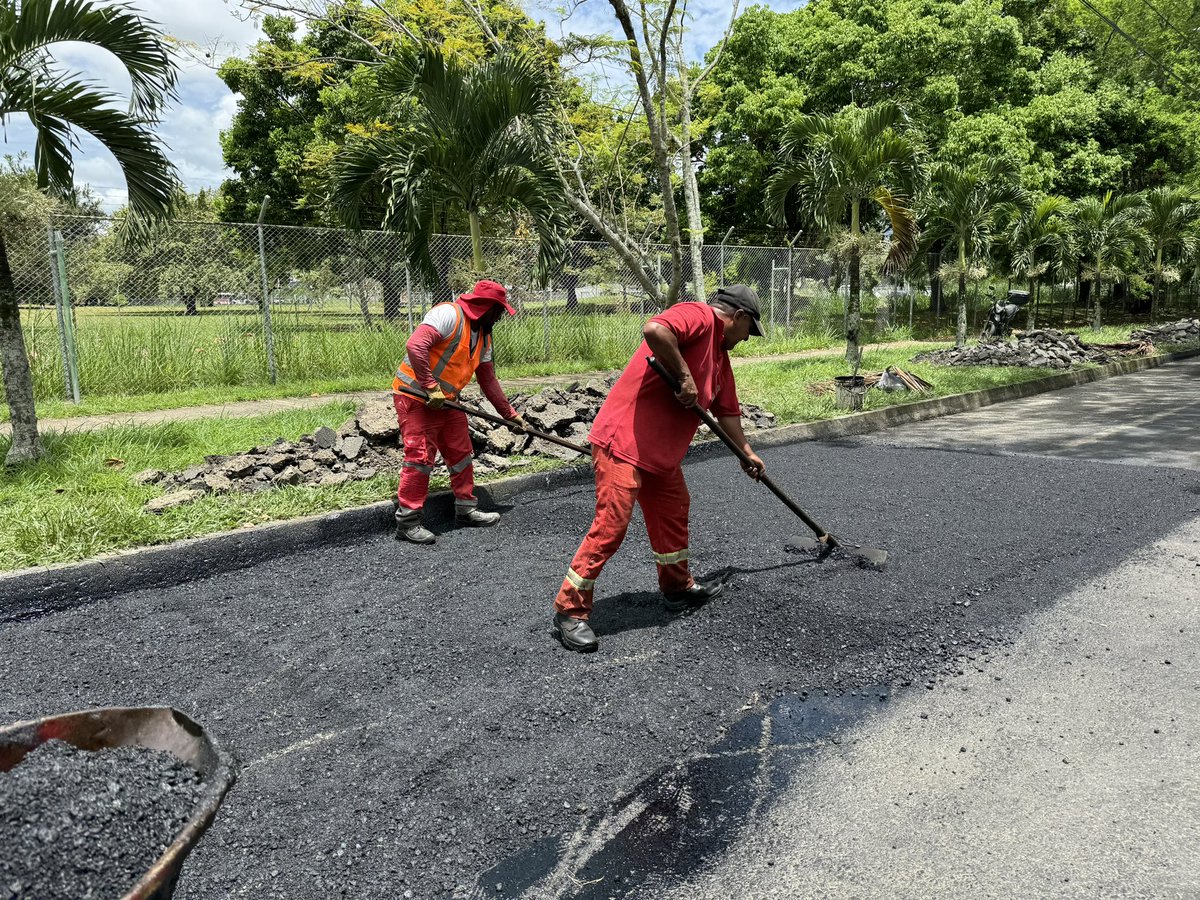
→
(1152, 246, 1163, 324)
(678, 101, 706, 302)
(955, 241, 968, 347)
(0, 230, 45, 465)
(1026, 278, 1037, 330)
(184, 293, 198, 316)
(382, 260, 405, 322)
(468, 211, 484, 271)
(845, 201, 861, 365)
(1092, 255, 1103, 331)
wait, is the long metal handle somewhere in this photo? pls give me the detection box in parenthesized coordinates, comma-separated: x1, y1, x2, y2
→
(393, 387, 590, 456)
(645, 356, 835, 544)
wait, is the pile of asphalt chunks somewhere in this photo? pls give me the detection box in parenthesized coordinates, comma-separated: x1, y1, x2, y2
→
(1130, 317, 1200, 345)
(139, 377, 779, 512)
(911, 328, 1153, 369)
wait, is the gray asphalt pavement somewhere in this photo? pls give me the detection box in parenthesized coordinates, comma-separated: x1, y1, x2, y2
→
(1, 357, 1198, 900)
(650, 356, 1200, 899)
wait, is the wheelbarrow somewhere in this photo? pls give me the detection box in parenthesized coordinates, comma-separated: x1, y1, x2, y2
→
(0, 706, 236, 899)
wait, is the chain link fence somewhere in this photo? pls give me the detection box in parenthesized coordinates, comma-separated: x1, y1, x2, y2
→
(18, 215, 848, 403)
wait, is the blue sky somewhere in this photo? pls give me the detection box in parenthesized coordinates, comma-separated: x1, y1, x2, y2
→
(1, 1, 802, 214)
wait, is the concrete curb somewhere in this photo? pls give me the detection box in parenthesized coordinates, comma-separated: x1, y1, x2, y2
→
(3, 346, 1196, 620)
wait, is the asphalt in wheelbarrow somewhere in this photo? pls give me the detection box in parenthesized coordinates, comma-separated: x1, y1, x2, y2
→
(0, 439, 1195, 899)
(0, 739, 206, 899)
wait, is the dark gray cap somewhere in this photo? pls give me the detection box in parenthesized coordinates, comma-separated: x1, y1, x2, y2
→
(714, 284, 764, 336)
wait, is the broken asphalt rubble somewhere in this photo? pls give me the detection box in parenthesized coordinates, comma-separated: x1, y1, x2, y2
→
(139, 376, 778, 512)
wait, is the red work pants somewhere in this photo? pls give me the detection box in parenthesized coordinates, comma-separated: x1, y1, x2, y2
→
(554, 444, 693, 620)
(392, 393, 477, 520)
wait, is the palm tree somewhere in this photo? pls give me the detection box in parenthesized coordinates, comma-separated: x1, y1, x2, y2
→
(0, 0, 178, 465)
(1006, 195, 1071, 331)
(921, 159, 1024, 347)
(1069, 192, 1148, 331)
(766, 102, 921, 364)
(1142, 186, 1200, 322)
(330, 42, 570, 301)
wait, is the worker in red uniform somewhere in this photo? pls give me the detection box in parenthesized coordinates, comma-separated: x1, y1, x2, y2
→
(552, 285, 767, 652)
(392, 279, 526, 545)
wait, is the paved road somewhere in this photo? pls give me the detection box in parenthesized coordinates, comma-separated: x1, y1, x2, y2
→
(1, 356, 1196, 900)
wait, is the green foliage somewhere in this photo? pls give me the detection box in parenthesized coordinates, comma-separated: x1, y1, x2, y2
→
(329, 42, 569, 288)
(696, 0, 1200, 239)
(215, 0, 552, 225)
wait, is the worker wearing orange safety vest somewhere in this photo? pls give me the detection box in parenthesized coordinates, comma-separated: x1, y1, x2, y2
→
(391, 279, 527, 545)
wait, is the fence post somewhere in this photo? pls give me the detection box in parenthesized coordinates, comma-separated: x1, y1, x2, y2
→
(405, 264, 413, 333)
(719, 227, 734, 285)
(48, 228, 81, 403)
(256, 196, 277, 384)
(542, 286, 551, 362)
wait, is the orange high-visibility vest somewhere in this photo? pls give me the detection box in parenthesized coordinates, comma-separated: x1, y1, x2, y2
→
(393, 302, 491, 399)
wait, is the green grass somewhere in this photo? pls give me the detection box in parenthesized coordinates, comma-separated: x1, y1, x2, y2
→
(0, 344, 1117, 573)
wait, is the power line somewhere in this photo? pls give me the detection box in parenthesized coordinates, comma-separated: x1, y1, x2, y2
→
(1076, 0, 1195, 98)
(1128, 0, 1200, 58)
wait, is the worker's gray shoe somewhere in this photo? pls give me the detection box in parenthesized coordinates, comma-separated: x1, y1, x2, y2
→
(455, 508, 500, 527)
(553, 613, 598, 653)
(663, 580, 723, 613)
(396, 522, 436, 545)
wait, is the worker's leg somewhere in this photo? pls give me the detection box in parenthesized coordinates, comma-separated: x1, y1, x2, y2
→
(393, 394, 437, 543)
(637, 463, 694, 594)
(554, 445, 640, 621)
(431, 407, 496, 525)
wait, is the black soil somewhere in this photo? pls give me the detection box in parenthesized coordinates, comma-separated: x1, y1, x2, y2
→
(1, 439, 1196, 899)
(0, 739, 205, 899)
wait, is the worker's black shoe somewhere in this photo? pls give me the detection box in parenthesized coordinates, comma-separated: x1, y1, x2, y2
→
(553, 613, 598, 653)
(396, 522, 436, 545)
(663, 580, 723, 613)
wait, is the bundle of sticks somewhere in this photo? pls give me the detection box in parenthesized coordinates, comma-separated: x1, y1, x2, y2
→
(807, 366, 934, 397)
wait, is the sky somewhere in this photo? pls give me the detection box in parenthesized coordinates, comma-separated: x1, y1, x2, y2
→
(1, 0, 803, 214)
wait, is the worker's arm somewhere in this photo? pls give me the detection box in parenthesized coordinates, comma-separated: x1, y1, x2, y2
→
(643, 321, 698, 407)
(475, 361, 518, 420)
(715, 414, 765, 480)
(405, 324, 447, 407)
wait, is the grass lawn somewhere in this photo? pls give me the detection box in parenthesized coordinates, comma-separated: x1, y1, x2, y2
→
(0, 348, 1117, 573)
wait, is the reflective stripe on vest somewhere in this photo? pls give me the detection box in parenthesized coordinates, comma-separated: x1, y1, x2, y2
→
(393, 302, 483, 398)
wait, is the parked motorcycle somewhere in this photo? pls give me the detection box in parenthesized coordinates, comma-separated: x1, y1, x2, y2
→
(981, 289, 1031, 340)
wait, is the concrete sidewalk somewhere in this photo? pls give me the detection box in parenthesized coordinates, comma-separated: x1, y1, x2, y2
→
(0, 340, 940, 436)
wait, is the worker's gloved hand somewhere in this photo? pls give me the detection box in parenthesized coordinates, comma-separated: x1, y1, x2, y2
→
(424, 389, 447, 410)
(740, 451, 765, 481)
(505, 414, 528, 434)
(675, 370, 698, 408)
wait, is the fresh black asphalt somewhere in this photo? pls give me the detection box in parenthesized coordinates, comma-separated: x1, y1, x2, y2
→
(2, 429, 1198, 898)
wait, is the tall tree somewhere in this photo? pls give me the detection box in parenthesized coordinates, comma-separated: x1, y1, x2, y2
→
(1006, 195, 1071, 330)
(329, 42, 570, 296)
(921, 159, 1025, 346)
(1069, 191, 1148, 330)
(0, 0, 178, 465)
(1142, 186, 1200, 322)
(767, 102, 921, 363)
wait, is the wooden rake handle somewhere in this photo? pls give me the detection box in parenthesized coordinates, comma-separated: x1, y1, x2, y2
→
(393, 387, 590, 456)
(644, 356, 836, 547)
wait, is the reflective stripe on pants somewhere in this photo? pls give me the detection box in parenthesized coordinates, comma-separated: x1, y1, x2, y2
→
(392, 392, 476, 516)
(554, 444, 693, 620)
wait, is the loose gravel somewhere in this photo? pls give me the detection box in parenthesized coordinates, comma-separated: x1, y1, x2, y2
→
(0, 739, 206, 899)
(1, 438, 1196, 899)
